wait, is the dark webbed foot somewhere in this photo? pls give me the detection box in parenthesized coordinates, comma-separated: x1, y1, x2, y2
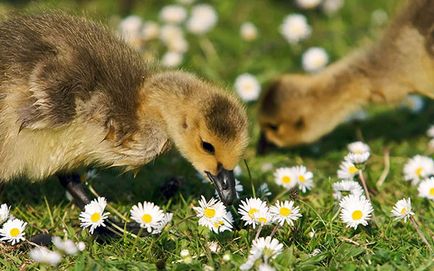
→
(57, 173, 146, 240)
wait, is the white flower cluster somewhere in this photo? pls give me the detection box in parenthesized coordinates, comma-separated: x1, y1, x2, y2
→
(274, 165, 314, 192)
(403, 155, 434, 186)
(0, 203, 26, 246)
(29, 237, 86, 266)
(79, 197, 172, 235)
(117, 3, 218, 68)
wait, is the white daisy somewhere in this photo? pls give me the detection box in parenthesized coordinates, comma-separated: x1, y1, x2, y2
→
(79, 197, 109, 234)
(293, 165, 314, 192)
(339, 194, 373, 229)
(427, 125, 434, 138)
(403, 155, 434, 185)
(280, 14, 311, 44)
(142, 21, 160, 41)
(345, 152, 370, 165)
(240, 22, 258, 41)
(391, 198, 414, 222)
(321, 0, 344, 15)
(251, 236, 284, 261)
(209, 211, 234, 233)
(418, 177, 434, 200)
(77, 242, 86, 251)
(29, 247, 62, 266)
(302, 47, 329, 73)
(332, 180, 364, 200)
(238, 198, 268, 228)
(240, 249, 262, 270)
(0, 203, 9, 224)
(159, 24, 184, 43)
(255, 209, 273, 227)
(296, 0, 322, 9)
(347, 141, 370, 154)
(118, 15, 143, 49)
(161, 51, 183, 68)
(130, 201, 165, 233)
(52, 236, 78, 255)
(151, 212, 173, 234)
(371, 9, 388, 26)
(337, 160, 359, 180)
(207, 241, 221, 253)
(274, 167, 297, 190)
(180, 249, 190, 257)
(234, 73, 261, 102)
(159, 5, 187, 24)
(270, 200, 302, 226)
(0, 218, 27, 245)
(166, 36, 189, 53)
(186, 4, 218, 34)
(193, 196, 226, 229)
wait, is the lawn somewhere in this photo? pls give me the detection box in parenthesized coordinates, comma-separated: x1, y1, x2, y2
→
(0, 0, 433, 270)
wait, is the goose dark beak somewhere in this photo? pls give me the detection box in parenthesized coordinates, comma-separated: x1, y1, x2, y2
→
(206, 168, 236, 205)
(257, 131, 271, 155)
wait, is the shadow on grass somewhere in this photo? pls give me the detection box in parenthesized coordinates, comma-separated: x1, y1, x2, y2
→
(0, 150, 214, 207)
(260, 100, 434, 158)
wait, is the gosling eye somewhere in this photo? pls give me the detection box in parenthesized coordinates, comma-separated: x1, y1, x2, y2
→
(201, 141, 215, 154)
(266, 123, 279, 131)
(294, 117, 305, 130)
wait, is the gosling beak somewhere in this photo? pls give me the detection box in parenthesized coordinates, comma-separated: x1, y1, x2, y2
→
(205, 168, 236, 205)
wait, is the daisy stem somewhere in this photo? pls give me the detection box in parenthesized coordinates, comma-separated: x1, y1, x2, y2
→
(410, 216, 433, 252)
(244, 159, 255, 197)
(376, 148, 390, 187)
(86, 182, 130, 222)
(273, 189, 288, 203)
(255, 224, 263, 240)
(358, 170, 372, 203)
(270, 224, 280, 238)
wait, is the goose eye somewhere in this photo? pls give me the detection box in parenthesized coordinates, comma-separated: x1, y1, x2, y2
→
(294, 117, 305, 130)
(202, 141, 215, 154)
(267, 123, 279, 131)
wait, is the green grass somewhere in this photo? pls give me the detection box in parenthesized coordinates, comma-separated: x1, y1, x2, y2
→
(0, 0, 433, 270)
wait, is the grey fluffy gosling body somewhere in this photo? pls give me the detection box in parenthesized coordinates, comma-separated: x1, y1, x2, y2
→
(0, 14, 248, 205)
(258, 0, 434, 148)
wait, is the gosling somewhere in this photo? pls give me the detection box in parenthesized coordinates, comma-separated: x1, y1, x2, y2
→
(258, 0, 433, 149)
(0, 13, 248, 207)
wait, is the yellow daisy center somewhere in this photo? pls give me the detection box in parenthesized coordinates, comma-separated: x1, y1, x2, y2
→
(351, 210, 363, 220)
(9, 228, 20, 237)
(204, 208, 216, 219)
(415, 167, 423, 177)
(248, 208, 258, 218)
(282, 176, 291, 184)
(348, 166, 358, 174)
(400, 208, 407, 215)
(298, 175, 305, 183)
(258, 217, 267, 224)
(279, 207, 292, 216)
(429, 187, 434, 196)
(90, 212, 101, 223)
(213, 220, 224, 228)
(141, 214, 153, 224)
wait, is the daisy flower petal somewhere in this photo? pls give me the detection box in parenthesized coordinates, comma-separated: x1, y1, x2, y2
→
(418, 177, 434, 200)
(270, 200, 302, 226)
(339, 194, 373, 229)
(130, 201, 165, 233)
(79, 197, 109, 234)
(0, 218, 27, 245)
(391, 198, 414, 222)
